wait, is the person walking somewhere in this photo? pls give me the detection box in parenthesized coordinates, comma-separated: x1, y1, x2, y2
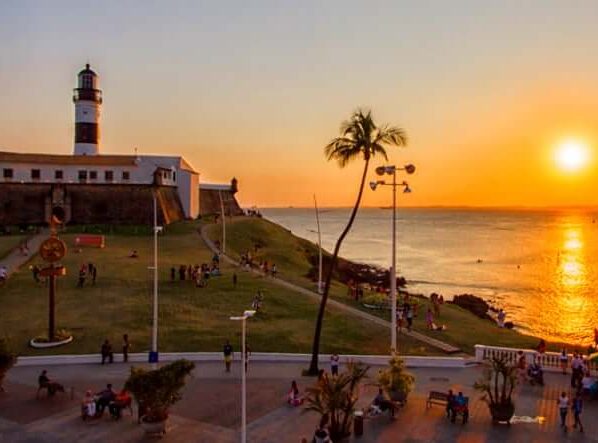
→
(572, 392, 584, 432)
(406, 304, 414, 332)
(397, 306, 404, 333)
(122, 334, 130, 363)
(558, 391, 569, 431)
(170, 267, 176, 282)
(223, 340, 233, 372)
(90, 264, 97, 285)
(330, 353, 340, 376)
(232, 273, 237, 288)
(559, 348, 568, 374)
(77, 265, 86, 288)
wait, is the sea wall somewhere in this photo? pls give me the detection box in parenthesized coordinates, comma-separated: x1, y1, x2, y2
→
(0, 183, 185, 226)
(199, 189, 244, 216)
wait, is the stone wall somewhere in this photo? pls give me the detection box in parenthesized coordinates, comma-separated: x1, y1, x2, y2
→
(199, 189, 244, 216)
(0, 183, 185, 226)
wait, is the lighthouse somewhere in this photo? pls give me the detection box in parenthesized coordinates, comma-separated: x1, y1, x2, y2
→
(73, 64, 102, 156)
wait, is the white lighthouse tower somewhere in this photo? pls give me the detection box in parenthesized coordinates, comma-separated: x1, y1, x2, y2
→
(73, 64, 102, 156)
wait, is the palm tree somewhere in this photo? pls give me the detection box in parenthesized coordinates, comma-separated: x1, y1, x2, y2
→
(307, 109, 407, 375)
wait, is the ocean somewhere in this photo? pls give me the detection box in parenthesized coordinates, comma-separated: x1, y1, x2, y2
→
(261, 207, 598, 346)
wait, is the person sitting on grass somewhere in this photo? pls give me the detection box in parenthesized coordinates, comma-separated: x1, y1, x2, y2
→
(287, 380, 304, 406)
(128, 250, 138, 258)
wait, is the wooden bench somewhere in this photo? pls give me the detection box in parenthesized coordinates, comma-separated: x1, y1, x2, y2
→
(426, 391, 449, 409)
(75, 235, 105, 248)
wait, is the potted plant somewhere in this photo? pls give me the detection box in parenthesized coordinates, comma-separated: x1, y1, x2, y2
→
(376, 353, 414, 405)
(125, 359, 195, 435)
(0, 338, 16, 392)
(304, 361, 369, 440)
(474, 354, 517, 424)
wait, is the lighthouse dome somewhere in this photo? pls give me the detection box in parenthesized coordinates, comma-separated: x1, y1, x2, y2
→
(78, 64, 97, 77)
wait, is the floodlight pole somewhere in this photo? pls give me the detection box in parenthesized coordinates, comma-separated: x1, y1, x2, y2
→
(151, 191, 159, 356)
(219, 190, 226, 254)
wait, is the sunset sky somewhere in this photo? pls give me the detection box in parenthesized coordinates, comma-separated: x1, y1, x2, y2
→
(1, 1, 597, 208)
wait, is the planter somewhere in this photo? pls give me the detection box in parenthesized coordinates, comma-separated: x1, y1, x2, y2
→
(140, 416, 168, 437)
(30, 336, 73, 348)
(389, 389, 408, 406)
(489, 402, 515, 424)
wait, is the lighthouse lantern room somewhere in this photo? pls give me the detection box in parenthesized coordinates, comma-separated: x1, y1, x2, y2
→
(73, 64, 102, 156)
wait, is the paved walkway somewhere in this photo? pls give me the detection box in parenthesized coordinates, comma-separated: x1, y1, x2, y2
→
(1, 361, 596, 442)
(0, 230, 48, 277)
(199, 225, 461, 355)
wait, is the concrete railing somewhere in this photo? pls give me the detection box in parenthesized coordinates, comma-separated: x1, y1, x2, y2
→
(16, 352, 471, 369)
(474, 344, 597, 372)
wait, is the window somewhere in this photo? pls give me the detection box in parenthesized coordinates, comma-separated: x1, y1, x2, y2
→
(89, 171, 97, 180)
(55, 170, 63, 180)
(105, 170, 114, 181)
(3, 168, 13, 179)
(122, 171, 130, 181)
(31, 169, 41, 180)
(78, 170, 87, 181)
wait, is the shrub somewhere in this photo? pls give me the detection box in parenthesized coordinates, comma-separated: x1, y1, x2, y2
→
(376, 353, 414, 400)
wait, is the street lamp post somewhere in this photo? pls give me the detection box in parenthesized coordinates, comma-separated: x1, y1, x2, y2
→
(230, 310, 256, 443)
(370, 164, 415, 352)
(218, 191, 226, 254)
(150, 191, 162, 363)
(313, 194, 323, 294)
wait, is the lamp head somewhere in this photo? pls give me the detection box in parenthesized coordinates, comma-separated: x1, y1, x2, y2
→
(375, 166, 386, 176)
(404, 164, 416, 175)
(243, 310, 256, 318)
(403, 183, 412, 194)
(369, 181, 378, 191)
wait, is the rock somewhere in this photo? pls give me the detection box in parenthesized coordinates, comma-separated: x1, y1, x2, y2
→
(451, 294, 492, 321)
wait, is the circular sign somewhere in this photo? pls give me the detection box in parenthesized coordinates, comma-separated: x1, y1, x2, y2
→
(39, 237, 67, 263)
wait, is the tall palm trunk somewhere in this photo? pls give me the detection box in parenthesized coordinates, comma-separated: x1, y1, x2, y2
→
(308, 157, 370, 375)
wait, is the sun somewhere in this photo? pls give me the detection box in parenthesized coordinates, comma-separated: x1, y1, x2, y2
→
(555, 139, 590, 172)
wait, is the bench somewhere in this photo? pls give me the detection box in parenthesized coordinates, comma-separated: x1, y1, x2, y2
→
(75, 235, 105, 248)
(426, 391, 449, 409)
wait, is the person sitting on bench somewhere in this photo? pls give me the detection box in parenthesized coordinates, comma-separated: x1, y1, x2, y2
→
(446, 389, 455, 419)
(37, 370, 65, 398)
(109, 388, 132, 419)
(451, 392, 469, 424)
(370, 388, 395, 417)
(95, 384, 116, 416)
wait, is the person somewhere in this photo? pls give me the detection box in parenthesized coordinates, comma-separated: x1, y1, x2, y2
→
(330, 353, 340, 376)
(536, 339, 546, 354)
(452, 392, 469, 424)
(446, 389, 455, 420)
(371, 388, 395, 417)
(95, 384, 116, 416)
(31, 264, 40, 283)
(101, 339, 114, 364)
(497, 309, 506, 328)
(426, 308, 434, 330)
(223, 340, 233, 372)
(406, 304, 414, 332)
(170, 267, 176, 282)
(122, 334, 130, 363)
(313, 424, 331, 443)
(81, 390, 97, 419)
(271, 263, 277, 277)
(244, 344, 251, 373)
(179, 265, 186, 281)
(109, 388, 132, 419)
(232, 273, 237, 288)
(37, 370, 64, 397)
(0, 265, 7, 284)
(558, 391, 569, 430)
(559, 348, 569, 374)
(91, 263, 97, 285)
(581, 371, 598, 398)
(77, 265, 86, 288)
(527, 359, 544, 386)
(572, 391, 584, 432)
(516, 351, 527, 382)
(571, 353, 583, 388)
(129, 250, 138, 258)
(287, 380, 304, 406)
(397, 306, 404, 333)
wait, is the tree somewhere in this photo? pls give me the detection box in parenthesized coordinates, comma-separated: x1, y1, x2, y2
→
(307, 109, 407, 375)
(304, 361, 369, 440)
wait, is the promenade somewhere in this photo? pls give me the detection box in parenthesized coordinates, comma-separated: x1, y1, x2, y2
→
(1, 360, 596, 442)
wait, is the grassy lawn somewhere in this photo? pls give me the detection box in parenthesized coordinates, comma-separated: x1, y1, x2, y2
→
(0, 220, 436, 356)
(0, 234, 26, 260)
(205, 217, 570, 355)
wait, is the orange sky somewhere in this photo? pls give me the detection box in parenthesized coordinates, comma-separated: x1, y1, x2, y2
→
(1, 2, 597, 208)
